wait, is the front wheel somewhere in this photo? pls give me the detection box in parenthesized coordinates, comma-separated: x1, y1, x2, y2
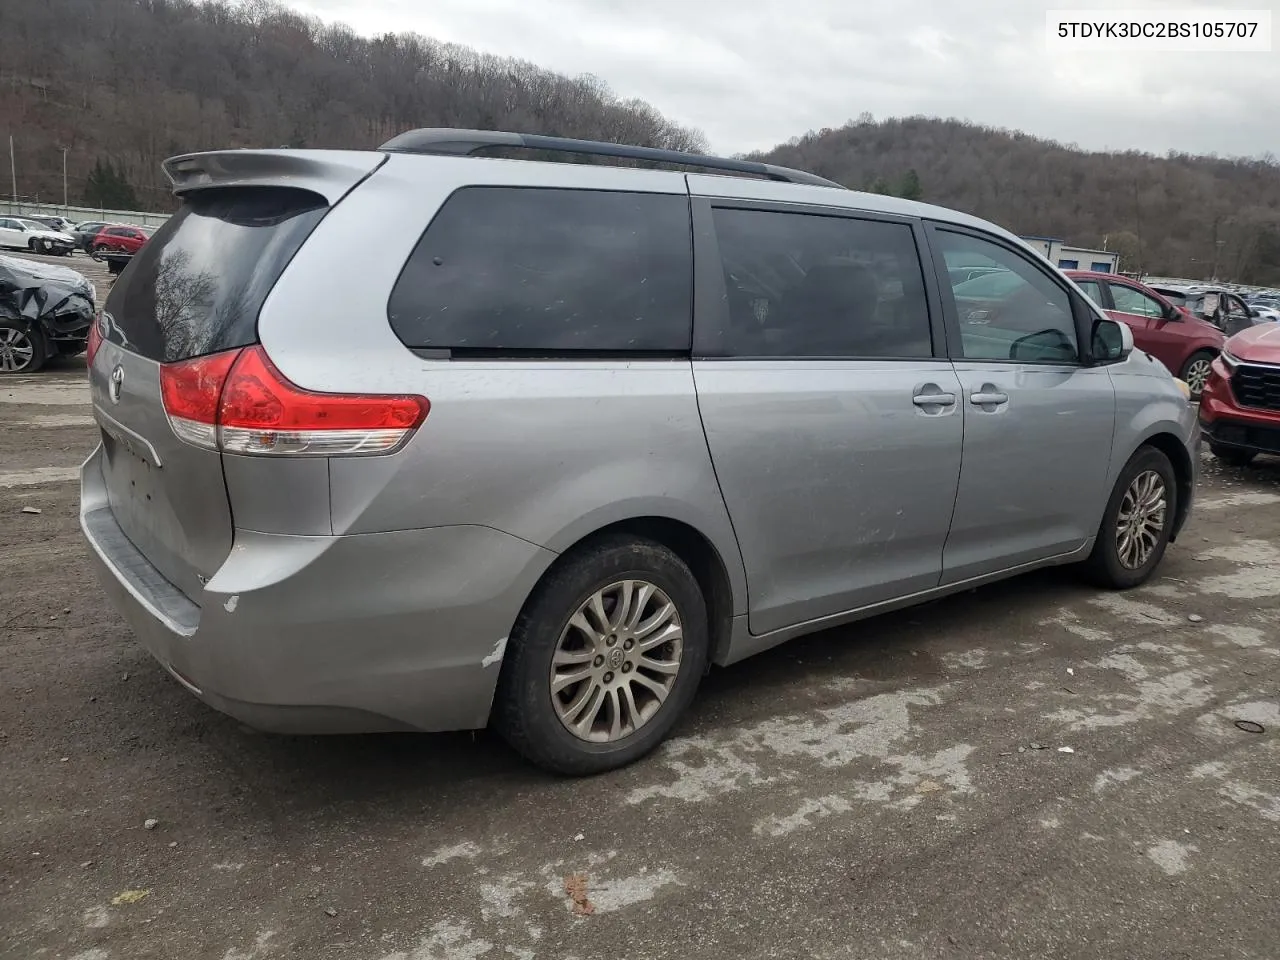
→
(1209, 443, 1256, 468)
(1180, 350, 1216, 399)
(1082, 446, 1178, 589)
(0, 320, 47, 374)
(492, 535, 709, 775)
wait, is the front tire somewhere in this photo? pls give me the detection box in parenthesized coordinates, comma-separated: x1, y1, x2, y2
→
(1083, 446, 1178, 589)
(1180, 350, 1215, 399)
(1209, 443, 1256, 467)
(493, 535, 708, 776)
(0, 320, 47, 374)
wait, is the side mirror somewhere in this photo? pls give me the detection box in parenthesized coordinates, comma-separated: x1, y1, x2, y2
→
(1249, 308, 1260, 317)
(1092, 317, 1133, 363)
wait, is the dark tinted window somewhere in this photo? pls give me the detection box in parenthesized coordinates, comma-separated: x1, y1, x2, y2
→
(388, 187, 692, 353)
(935, 230, 1078, 363)
(709, 207, 932, 358)
(103, 187, 326, 362)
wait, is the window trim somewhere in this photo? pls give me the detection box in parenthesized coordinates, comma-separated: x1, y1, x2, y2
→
(925, 222, 1088, 368)
(690, 196, 946, 361)
(386, 184, 695, 359)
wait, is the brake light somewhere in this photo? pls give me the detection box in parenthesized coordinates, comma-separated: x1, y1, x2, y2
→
(160, 349, 241, 450)
(159, 346, 429, 456)
(85, 313, 104, 367)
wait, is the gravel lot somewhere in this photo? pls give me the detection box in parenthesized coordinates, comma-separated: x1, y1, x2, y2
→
(2, 357, 1278, 960)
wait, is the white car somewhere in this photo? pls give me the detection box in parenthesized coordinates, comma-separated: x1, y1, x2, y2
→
(0, 217, 76, 256)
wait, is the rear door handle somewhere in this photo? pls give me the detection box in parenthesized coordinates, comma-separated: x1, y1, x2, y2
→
(913, 392, 956, 407)
(970, 391, 1009, 406)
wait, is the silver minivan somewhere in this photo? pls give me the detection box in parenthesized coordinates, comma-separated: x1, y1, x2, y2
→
(81, 130, 1198, 774)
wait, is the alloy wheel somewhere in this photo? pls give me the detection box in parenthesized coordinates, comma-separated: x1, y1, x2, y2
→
(1115, 469, 1167, 569)
(1184, 358, 1211, 396)
(550, 579, 684, 743)
(0, 327, 36, 372)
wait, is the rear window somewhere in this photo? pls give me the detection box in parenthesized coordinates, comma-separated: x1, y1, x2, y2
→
(387, 187, 692, 354)
(103, 187, 326, 362)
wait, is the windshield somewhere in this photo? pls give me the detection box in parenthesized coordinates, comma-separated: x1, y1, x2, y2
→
(16, 219, 49, 231)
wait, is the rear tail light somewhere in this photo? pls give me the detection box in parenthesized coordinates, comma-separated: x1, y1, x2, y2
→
(85, 312, 104, 368)
(159, 346, 429, 456)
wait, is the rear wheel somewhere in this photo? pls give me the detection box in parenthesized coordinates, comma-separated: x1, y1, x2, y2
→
(493, 535, 708, 775)
(1083, 446, 1177, 589)
(1209, 443, 1256, 467)
(0, 321, 47, 374)
(1180, 350, 1215, 399)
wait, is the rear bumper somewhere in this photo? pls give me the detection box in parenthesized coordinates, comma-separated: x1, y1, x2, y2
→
(80, 447, 557, 733)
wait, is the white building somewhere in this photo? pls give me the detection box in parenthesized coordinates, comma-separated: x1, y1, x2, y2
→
(1020, 236, 1119, 274)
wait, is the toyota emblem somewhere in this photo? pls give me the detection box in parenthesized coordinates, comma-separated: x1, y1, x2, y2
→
(109, 365, 125, 404)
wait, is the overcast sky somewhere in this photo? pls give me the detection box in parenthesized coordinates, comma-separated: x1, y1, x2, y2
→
(282, 0, 1278, 159)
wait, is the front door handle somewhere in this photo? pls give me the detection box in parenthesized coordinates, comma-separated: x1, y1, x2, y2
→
(970, 391, 1008, 405)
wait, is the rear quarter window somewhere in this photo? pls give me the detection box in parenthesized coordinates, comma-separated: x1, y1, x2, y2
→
(103, 187, 326, 362)
(387, 187, 692, 354)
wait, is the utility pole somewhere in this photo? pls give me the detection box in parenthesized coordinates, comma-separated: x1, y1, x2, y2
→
(62, 147, 68, 213)
(9, 135, 16, 203)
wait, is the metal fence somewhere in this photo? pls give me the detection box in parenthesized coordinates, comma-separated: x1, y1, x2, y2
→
(0, 200, 170, 228)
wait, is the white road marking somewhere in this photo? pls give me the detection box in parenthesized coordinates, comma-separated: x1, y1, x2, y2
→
(0, 381, 90, 406)
(1147, 839, 1196, 875)
(9, 413, 95, 428)
(1197, 491, 1280, 510)
(0, 466, 78, 487)
(422, 840, 483, 868)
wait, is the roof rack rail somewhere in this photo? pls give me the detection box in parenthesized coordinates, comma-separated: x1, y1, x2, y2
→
(378, 128, 845, 189)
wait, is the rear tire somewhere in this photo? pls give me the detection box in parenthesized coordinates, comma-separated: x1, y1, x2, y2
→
(1209, 443, 1256, 467)
(1180, 350, 1215, 399)
(492, 534, 708, 776)
(1083, 446, 1178, 589)
(0, 320, 47, 374)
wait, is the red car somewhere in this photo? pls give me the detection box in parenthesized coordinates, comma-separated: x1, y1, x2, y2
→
(1064, 271, 1224, 398)
(89, 224, 150, 258)
(1199, 323, 1280, 466)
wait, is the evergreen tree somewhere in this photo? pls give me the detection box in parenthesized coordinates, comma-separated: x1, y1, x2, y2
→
(83, 158, 139, 209)
(897, 168, 923, 201)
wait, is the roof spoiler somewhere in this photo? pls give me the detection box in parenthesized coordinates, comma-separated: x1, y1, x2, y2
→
(162, 150, 386, 204)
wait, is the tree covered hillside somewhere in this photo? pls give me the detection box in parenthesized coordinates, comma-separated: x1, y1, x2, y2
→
(1, 0, 704, 210)
(752, 115, 1280, 285)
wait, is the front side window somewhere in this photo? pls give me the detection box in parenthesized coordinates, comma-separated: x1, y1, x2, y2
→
(935, 230, 1078, 363)
(1109, 283, 1166, 318)
(388, 187, 692, 353)
(709, 207, 932, 358)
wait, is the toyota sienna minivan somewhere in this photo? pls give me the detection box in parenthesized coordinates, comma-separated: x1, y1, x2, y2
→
(82, 130, 1198, 774)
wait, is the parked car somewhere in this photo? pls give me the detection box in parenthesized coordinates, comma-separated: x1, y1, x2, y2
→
(90, 224, 150, 258)
(82, 131, 1199, 775)
(1199, 323, 1280, 466)
(71, 221, 111, 253)
(25, 214, 77, 234)
(0, 253, 95, 372)
(0, 216, 76, 256)
(1064, 270, 1224, 397)
(1183, 289, 1265, 337)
